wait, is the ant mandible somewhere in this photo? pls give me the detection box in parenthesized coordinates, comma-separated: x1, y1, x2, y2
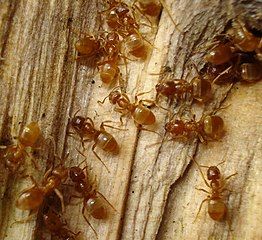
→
(70, 112, 120, 172)
(1, 122, 41, 172)
(99, 89, 156, 128)
(69, 166, 115, 237)
(193, 158, 237, 221)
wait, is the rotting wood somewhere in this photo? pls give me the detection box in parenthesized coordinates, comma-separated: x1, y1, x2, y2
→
(0, 0, 261, 240)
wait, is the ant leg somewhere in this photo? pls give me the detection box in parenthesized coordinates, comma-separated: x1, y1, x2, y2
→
(43, 167, 53, 182)
(224, 172, 238, 181)
(68, 194, 82, 205)
(139, 98, 170, 112)
(197, 133, 206, 144)
(85, 117, 95, 127)
(192, 158, 211, 188)
(11, 210, 37, 225)
(100, 121, 127, 131)
(135, 123, 161, 136)
(195, 188, 210, 194)
(132, 3, 154, 28)
(212, 65, 233, 84)
(91, 143, 110, 173)
(96, 191, 117, 213)
(145, 136, 173, 149)
(193, 198, 209, 223)
(134, 90, 153, 104)
(97, 86, 122, 104)
(139, 99, 155, 108)
(54, 188, 65, 213)
(29, 175, 39, 186)
(81, 204, 98, 238)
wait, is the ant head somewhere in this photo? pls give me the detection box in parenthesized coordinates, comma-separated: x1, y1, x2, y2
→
(16, 186, 44, 210)
(109, 90, 121, 104)
(71, 116, 85, 130)
(164, 120, 184, 135)
(43, 209, 62, 230)
(207, 166, 221, 180)
(155, 82, 164, 93)
(69, 166, 86, 182)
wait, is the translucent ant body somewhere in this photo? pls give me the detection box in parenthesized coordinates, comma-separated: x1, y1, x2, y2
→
(165, 114, 224, 142)
(227, 20, 261, 53)
(99, 90, 156, 126)
(16, 164, 68, 212)
(2, 122, 41, 172)
(70, 115, 119, 171)
(156, 76, 211, 103)
(203, 52, 262, 84)
(194, 159, 237, 221)
(205, 42, 234, 66)
(134, 0, 162, 18)
(69, 166, 113, 237)
(103, 0, 148, 60)
(43, 208, 80, 240)
(98, 31, 122, 84)
(75, 35, 103, 65)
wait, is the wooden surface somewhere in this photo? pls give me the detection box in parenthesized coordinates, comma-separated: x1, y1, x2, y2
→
(0, 0, 261, 240)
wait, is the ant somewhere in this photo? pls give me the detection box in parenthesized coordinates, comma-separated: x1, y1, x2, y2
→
(155, 65, 212, 103)
(36, 193, 81, 240)
(164, 110, 225, 143)
(98, 31, 122, 84)
(43, 208, 81, 240)
(99, 89, 156, 127)
(133, 0, 162, 18)
(16, 163, 68, 213)
(203, 20, 261, 84)
(1, 122, 41, 172)
(193, 158, 237, 221)
(75, 34, 104, 67)
(103, 1, 149, 60)
(70, 113, 120, 172)
(227, 20, 261, 53)
(69, 166, 115, 237)
(204, 51, 262, 84)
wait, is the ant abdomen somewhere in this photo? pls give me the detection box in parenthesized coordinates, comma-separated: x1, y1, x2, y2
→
(137, 0, 162, 17)
(191, 77, 212, 102)
(96, 131, 119, 154)
(19, 122, 41, 147)
(75, 36, 100, 56)
(16, 186, 44, 210)
(86, 196, 108, 219)
(133, 105, 156, 125)
(205, 43, 233, 65)
(99, 62, 120, 84)
(240, 62, 262, 82)
(202, 115, 224, 140)
(124, 33, 148, 59)
(208, 198, 227, 221)
(228, 21, 260, 52)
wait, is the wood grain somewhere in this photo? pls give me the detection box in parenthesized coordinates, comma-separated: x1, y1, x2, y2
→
(0, 0, 261, 240)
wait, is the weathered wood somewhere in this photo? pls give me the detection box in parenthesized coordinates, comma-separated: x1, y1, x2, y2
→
(0, 0, 261, 240)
